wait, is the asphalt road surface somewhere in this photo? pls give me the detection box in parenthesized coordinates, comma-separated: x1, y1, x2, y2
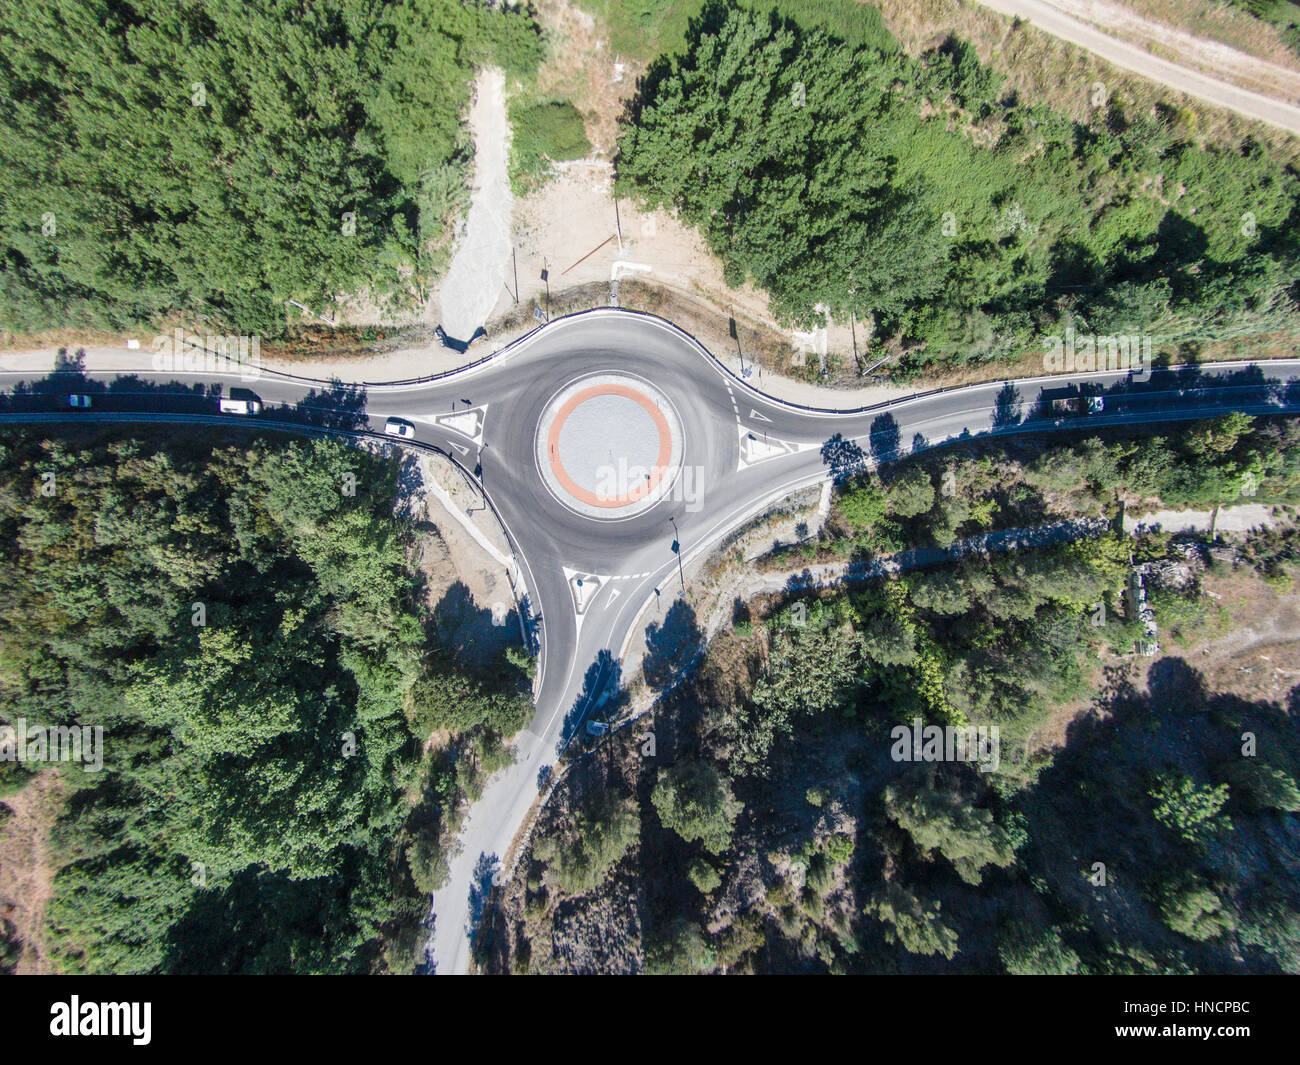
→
(4, 309, 1298, 973)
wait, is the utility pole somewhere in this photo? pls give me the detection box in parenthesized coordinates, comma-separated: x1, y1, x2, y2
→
(669, 516, 686, 597)
(729, 315, 746, 377)
(512, 246, 520, 305)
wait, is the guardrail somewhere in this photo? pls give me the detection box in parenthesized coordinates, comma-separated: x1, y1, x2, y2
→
(19, 307, 1300, 419)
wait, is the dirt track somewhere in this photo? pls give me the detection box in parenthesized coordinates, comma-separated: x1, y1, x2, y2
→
(976, 0, 1300, 133)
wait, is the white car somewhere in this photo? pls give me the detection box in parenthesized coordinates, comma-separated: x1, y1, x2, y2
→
(66, 394, 92, 409)
(218, 398, 261, 415)
(384, 418, 415, 439)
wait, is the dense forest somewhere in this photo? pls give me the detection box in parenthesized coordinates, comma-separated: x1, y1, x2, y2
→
(616, 2, 1300, 371)
(0, 428, 530, 973)
(486, 417, 1300, 973)
(0, 0, 541, 336)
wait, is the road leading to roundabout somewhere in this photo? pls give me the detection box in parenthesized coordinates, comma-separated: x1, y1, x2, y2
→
(3, 309, 1299, 977)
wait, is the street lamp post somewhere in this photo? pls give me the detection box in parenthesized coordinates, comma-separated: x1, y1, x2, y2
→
(669, 516, 686, 597)
(729, 315, 747, 378)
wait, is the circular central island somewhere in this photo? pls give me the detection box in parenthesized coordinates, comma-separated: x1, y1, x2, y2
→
(536, 373, 684, 520)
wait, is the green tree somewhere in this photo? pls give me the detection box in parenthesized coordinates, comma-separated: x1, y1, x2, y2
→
(864, 884, 958, 959)
(1158, 881, 1237, 942)
(535, 793, 640, 896)
(884, 777, 1018, 885)
(1220, 759, 1300, 813)
(997, 920, 1081, 974)
(688, 858, 723, 894)
(1149, 773, 1230, 845)
(885, 466, 936, 519)
(652, 760, 742, 855)
(645, 916, 715, 974)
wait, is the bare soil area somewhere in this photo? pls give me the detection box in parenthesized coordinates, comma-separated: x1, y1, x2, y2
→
(396, 449, 524, 674)
(0, 770, 63, 974)
(1029, 554, 1300, 756)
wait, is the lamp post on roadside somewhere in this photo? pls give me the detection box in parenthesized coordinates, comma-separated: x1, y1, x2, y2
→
(668, 515, 686, 597)
(729, 315, 748, 378)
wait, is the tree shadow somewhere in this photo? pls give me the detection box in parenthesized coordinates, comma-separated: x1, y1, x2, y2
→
(429, 580, 520, 676)
(292, 379, 369, 431)
(991, 382, 1023, 428)
(784, 568, 822, 592)
(868, 412, 901, 464)
(642, 597, 705, 692)
(3, 366, 218, 413)
(731, 597, 751, 626)
(558, 649, 624, 753)
(395, 450, 427, 511)
(466, 852, 500, 936)
(821, 432, 868, 483)
(54, 346, 86, 373)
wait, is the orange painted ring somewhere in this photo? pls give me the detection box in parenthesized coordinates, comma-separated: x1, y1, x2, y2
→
(546, 383, 673, 508)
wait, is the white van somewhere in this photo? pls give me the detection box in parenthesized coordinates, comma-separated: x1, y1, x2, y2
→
(218, 398, 261, 415)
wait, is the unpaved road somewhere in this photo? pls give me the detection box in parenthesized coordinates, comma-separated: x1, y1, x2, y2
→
(975, 0, 1300, 135)
(438, 68, 513, 341)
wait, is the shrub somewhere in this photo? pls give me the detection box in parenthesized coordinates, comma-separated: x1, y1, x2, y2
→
(645, 917, 715, 974)
(510, 100, 591, 189)
(864, 885, 959, 959)
(997, 921, 1081, 974)
(652, 760, 742, 855)
(1158, 881, 1237, 942)
(688, 858, 723, 894)
(1149, 773, 1230, 845)
(535, 793, 640, 896)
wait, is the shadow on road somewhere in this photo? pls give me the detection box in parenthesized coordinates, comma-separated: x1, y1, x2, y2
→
(466, 852, 500, 938)
(820, 432, 868, 483)
(992, 382, 1023, 428)
(557, 649, 625, 754)
(291, 379, 369, 431)
(868, 412, 901, 464)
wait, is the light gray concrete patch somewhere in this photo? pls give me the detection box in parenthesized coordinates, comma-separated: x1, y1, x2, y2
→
(557, 393, 661, 490)
(438, 68, 513, 341)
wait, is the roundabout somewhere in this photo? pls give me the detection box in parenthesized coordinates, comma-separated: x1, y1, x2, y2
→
(10, 307, 1298, 978)
(534, 372, 684, 520)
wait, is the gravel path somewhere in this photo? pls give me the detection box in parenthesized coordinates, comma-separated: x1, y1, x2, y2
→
(976, 0, 1300, 134)
(438, 68, 513, 342)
